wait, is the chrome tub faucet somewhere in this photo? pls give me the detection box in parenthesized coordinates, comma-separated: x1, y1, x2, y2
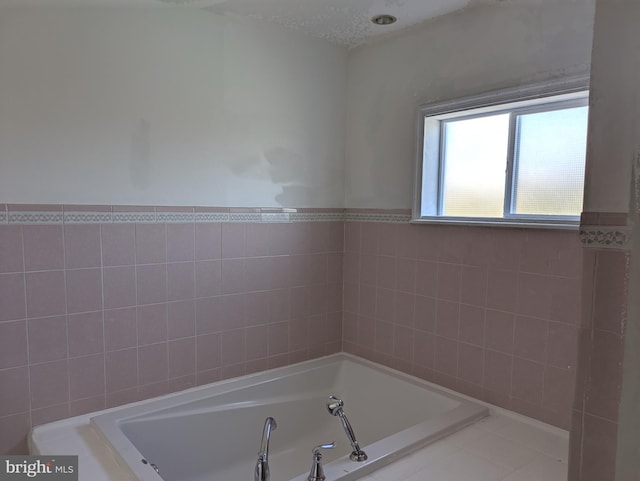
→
(326, 395, 368, 462)
(255, 417, 277, 481)
(307, 442, 335, 481)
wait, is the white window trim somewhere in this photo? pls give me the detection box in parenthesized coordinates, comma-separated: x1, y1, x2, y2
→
(412, 75, 590, 229)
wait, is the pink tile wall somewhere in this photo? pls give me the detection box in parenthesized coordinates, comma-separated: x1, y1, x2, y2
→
(569, 247, 629, 481)
(0, 205, 587, 455)
(0, 219, 343, 454)
(343, 222, 582, 429)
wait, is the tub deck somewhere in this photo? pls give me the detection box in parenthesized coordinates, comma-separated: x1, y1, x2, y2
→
(29, 411, 568, 481)
(28, 354, 566, 481)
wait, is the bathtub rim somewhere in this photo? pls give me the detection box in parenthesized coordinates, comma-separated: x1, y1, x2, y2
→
(87, 352, 488, 481)
(92, 352, 476, 425)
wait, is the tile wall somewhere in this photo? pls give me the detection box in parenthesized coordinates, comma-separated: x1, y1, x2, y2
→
(342, 219, 583, 430)
(0, 204, 586, 456)
(569, 213, 630, 481)
(0, 205, 344, 454)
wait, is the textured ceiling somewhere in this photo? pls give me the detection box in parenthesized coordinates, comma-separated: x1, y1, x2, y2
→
(200, 0, 473, 48)
(0, 0, 552, 48)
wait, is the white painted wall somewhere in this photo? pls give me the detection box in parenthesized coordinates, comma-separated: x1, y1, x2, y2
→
(344, 2, 595, 209)
(0, 9, 347, 207)
(584, 0, 639, 214)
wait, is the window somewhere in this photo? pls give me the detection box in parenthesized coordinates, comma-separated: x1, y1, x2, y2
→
(413, 77, 589, 228)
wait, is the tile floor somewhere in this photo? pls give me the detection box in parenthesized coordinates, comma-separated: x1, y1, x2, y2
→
(357, 413, 568, 481)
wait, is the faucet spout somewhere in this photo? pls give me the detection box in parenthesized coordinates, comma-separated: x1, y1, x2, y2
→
(255, 417, 277, 481)
(327, 395, 367, 462)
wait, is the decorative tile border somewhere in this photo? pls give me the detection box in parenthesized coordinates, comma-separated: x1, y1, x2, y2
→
(0, 204, 418, 225)
(195, 212, 230, 223)
(155, 212, 196, 223)
(0, 205, 348, 225)
(64, 212, 113, 223)
(8, 211, 64, 224)
(3, 206, 632, 240)
(229, 212, 262, 223)
(344, 212, 411, 223)
(580, 211, 631, 250)
(290, 212, 344, 222)
(111, 212, 156, 223)
(580, 228, 631, 250)
(260, 212, 291, 223)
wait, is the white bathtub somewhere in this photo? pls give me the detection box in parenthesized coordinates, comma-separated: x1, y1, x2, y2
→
(90, 354, 487, 481)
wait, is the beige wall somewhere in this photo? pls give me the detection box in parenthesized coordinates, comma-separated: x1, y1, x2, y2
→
(0, 3, 602, 211)
(583, 0, 640, 214)
(0, 9, 347, 208)
(345, 2, 595, 209)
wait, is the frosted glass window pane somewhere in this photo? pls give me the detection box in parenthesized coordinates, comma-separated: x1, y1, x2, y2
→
(513, 106, 588, 216)
(442, 114, 509, 217)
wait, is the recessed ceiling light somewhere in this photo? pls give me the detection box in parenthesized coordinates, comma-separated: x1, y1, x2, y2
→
(371, 14, 397, 26)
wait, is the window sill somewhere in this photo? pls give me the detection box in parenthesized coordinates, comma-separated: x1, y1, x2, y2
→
(410, 216, 579, 230)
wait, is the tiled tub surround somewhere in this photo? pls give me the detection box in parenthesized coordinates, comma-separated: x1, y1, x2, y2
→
(342, 219, 582, 430)
(0, 205, 344, 454)
(0, 204, 584, 457)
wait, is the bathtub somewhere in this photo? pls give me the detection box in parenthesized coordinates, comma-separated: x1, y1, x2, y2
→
(90, 354, 487, 481)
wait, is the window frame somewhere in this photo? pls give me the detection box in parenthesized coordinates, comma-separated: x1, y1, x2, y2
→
(412, 75, 590, 229)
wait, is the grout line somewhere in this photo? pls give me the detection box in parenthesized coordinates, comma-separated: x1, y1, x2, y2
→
(19, 225, 34, 431)
(509, 270, 520, 403)
(481, 266, 489, 394)
(164, 224, 169, 387)
(454, 265, 462, 383)
(133, 224, 140, 396)
(99, 225, 107, 404)
(191, 223, 197, 379)
(60, 225, 71, 410)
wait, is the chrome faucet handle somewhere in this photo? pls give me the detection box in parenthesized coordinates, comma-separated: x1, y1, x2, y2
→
(327, 395, 344, 415)
(313, 442, 335, 455)
(308, 442, 335, 481)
